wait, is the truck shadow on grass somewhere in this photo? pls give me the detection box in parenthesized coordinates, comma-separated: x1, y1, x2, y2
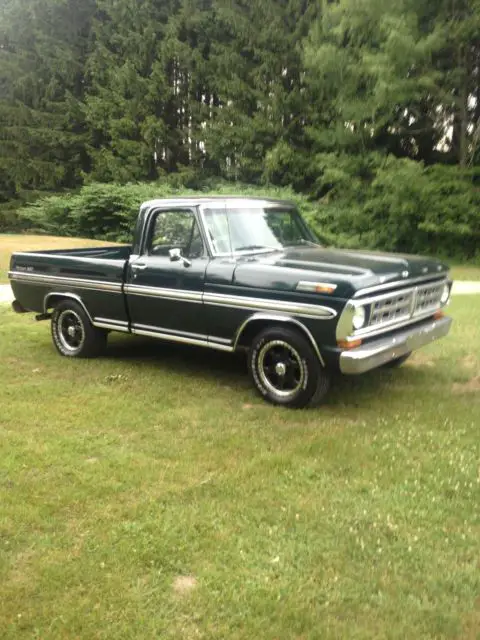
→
(105, 333, 249, 382)
(103, 334, 435, 408)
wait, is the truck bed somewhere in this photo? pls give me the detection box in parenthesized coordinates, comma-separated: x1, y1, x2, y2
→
(9, 244, 132, 327)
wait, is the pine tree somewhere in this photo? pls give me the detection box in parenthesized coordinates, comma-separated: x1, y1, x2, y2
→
(84, 0, 181, 182)
(302, 0, 480, 168)
(159, 0, 316, 181)
(203, 0, 316, 182)
(0, 0, 95, 202)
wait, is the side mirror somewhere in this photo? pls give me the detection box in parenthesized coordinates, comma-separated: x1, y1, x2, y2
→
(168, 248, 191, 267)
(169, 247, 182, 262)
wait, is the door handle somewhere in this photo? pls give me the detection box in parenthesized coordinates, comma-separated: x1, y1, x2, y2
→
(131, 263, 147, 271)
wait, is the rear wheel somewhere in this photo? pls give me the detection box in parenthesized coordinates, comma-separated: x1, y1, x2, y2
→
(248, 326, 330, 408)
(51, 300, 107, 358)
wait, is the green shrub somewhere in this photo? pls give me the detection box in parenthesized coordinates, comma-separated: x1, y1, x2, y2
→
(309, 155, 480, 260)
(0, 202, 26, 233)
(17, 183, 159, 242)
(16, 179, 329, 244)
(13, 164, 480, 261)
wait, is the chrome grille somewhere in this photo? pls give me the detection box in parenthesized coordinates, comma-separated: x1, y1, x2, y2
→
(359, 279, 447, 334)
(369, 291, 413, 327)
(413, 282, 444, 316)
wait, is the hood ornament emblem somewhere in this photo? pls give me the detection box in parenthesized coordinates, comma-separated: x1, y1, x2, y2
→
(402, 270, 409, 278)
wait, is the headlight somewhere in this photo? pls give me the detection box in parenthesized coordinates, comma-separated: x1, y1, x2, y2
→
(352, 306, 366, 330)
(440, 283, 450, 305)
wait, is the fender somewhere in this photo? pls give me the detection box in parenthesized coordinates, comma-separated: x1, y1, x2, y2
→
(234, 312, 325, 366)
(43, 292, 94, 324)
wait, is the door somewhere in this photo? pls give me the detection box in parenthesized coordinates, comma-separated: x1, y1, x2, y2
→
(126, 208, 209, 339)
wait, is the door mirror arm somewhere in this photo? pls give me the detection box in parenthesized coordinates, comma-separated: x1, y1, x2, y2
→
(169, 248, 192, 267)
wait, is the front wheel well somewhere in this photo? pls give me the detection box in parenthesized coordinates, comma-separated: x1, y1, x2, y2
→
(234, 316, 324, 365)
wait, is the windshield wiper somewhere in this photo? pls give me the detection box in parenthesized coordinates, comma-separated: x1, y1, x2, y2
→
(234, 244, 282, 252)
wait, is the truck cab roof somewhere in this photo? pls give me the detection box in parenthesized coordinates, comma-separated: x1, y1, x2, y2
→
(141, 196, 296, 210)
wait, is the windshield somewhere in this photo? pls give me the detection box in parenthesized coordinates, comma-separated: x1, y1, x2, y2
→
(201, 206, 319, 255)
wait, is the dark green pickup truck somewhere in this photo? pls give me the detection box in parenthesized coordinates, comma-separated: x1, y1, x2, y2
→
(9, 196, 453, 408)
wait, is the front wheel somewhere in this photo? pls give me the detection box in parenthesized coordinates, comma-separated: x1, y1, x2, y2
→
(248, 326, 330, 408)
(51, 300, 107, 358)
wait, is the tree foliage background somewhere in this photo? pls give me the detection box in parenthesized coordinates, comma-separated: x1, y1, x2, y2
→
(1, 0, 479, 258)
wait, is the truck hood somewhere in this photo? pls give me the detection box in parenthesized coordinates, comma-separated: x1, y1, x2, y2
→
(232, 246, 449, 298)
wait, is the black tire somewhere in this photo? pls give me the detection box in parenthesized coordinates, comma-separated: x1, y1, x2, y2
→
(247, 326, 330, 408)
(51, 300, 107, 358)
(382, 352, 412, 368)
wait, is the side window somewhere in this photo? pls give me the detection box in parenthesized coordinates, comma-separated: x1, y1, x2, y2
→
(148, 210, 205, 258)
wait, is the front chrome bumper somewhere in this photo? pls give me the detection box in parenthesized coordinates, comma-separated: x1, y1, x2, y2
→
(339, 315, 453, 375)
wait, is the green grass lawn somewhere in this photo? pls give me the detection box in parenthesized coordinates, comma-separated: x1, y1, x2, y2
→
(0, 298, 479, 639)
(449, 264, 480, 281)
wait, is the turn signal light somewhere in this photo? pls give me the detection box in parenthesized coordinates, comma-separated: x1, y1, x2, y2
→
(433, 310, 445, 319)
(296, 281, 337, 294)
(314, 284, 337, 294)
(337, 339, 362, 350)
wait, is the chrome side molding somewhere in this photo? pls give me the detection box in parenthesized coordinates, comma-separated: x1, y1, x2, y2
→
(204, 292, 336, 320)
(131, 323, 234, 352)
(93, 318, 130, 332)
(9, 270, 123, 292)
(125, 284, 202, 304)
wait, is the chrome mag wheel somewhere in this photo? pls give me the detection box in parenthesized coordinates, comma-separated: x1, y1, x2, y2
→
(57, 309, 86, 352)
(248, 326, 331, 408)
(257, 339, 305, 400)
(51, 300, 107, 358)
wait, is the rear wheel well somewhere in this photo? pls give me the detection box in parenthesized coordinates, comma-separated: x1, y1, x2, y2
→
(44, 294, 93, 324)
(45, 294, 70, 311)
